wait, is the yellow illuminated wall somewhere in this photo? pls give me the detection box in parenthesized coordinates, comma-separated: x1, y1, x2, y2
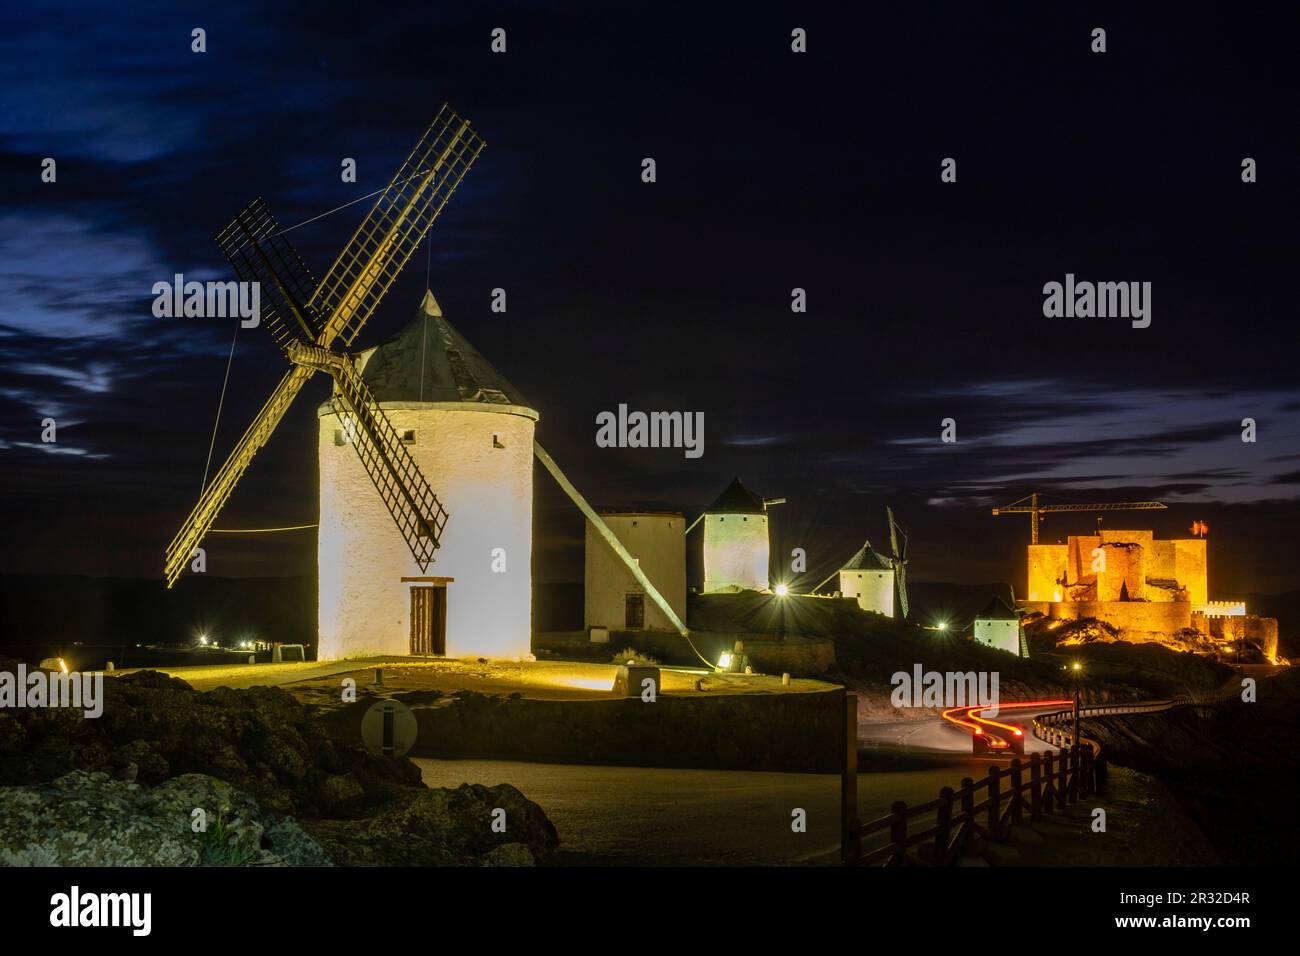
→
(317, 400, 537, 660)
(839, 569, 894, 615)
(585, 513, 686, 631)
(702, 513, 769, 592)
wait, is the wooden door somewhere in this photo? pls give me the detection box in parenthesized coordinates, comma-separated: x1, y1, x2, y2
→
(410, 586, 447, 655)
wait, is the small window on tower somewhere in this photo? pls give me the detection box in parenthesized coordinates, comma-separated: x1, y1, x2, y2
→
(624, 593, 645, 629)
(401, 429, 416, 445)
(493, 433, 505, 449)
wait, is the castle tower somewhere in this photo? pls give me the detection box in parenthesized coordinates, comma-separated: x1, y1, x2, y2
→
(317, 291, 537, 660)
(701, 477, 771, 592)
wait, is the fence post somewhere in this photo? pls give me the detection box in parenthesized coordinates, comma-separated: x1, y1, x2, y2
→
(889, 801, 908, 866)
(1067, 744, 1078, 800)
(841, 693, 860, 866)
(987, 765, 1001, 839)
(1030, 752, 1042, 818)
(1058, 747, 1069, 805)
(959, 777, 975, 853)
(935, 787, 955, 865)
(1010, 757, 1024, 825)
(1043, 751, 1055, 813)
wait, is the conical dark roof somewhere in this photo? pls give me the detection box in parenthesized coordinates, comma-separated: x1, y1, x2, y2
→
(840, 540, 894, 571)
(704, 477, 767, 515)
(976, 596, 1019, 620)
(357, 291, 533, 408)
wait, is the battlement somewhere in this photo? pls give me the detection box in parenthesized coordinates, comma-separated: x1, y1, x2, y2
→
(1193, 601, 1245, 618)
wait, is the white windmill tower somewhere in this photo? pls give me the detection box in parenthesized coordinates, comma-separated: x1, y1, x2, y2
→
(316, 291, 538, 660)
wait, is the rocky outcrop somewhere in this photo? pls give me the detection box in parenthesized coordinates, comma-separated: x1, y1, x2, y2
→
(0, 662, 420, 818)
(0, 770, 330, 867)
(0, 660, 561, 866)
(304, 782, 559, 866)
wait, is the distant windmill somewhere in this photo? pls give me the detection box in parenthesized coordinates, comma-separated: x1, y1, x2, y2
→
(817, 507, 910, 619)
(164, 104, 485, 587)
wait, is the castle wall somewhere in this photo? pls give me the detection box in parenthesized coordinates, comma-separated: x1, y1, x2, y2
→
(585, 513, 686, 632)
(1194, 612, 1279, 662)
(1174, 539, 1208, 604)
(839, 569, 894, 616)
(703, 513, 769, 592)
(1021, 600, 1191, 643)
(1027, 544, 1067, 601)
(317, 402, 536, 661)
(1066, 535, 1100, 588)
(1148, 540, 1176, 582)
(1097, 541, 1145, 601)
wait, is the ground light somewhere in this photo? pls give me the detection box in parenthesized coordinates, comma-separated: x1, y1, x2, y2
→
(774, 583, 789, 597)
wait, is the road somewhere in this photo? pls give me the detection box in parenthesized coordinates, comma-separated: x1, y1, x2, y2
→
(416, 753, 1011, 866)
(860, 707, 1066, 754)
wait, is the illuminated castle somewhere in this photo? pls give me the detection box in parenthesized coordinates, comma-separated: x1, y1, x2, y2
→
(1021, 529, 1277, 660)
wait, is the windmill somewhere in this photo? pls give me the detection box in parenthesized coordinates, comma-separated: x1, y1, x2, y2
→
(164, 104, 485, 588)
(814, 506, 910, 619)
(885, 506, 910, 619)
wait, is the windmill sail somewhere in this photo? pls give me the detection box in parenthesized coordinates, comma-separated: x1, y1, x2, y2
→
(166, 106, 482, 588)
(164, 365, 315, 585)
(887, 506, 910, 619)
(311, 104, 485, 348)
(215, 197, 324, 353)
(325, 353, 448, 571)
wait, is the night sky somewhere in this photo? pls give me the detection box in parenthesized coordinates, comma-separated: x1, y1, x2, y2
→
(2, 2, 1298, 599)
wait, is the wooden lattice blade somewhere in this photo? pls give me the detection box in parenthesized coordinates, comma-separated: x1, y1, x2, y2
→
(310, 104, 485, 349)
(215, 197, 323, 355)
(164, 365, 314, 587)
(896, 564, 909, 619)
(328, 356, 447, 570)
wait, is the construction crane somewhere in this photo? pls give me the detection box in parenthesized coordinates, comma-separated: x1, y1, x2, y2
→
(992, 493, 1166, 544)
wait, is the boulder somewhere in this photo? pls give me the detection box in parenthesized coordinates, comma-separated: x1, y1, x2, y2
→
(0, 770, 331, 867)
(304, 783, 559, 866)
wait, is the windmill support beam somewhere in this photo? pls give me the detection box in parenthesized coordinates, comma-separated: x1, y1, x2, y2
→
(533, 441, 689, 638)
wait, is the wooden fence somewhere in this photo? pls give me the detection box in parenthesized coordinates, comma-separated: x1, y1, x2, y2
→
(841, 687, 1239, 866)
(841, 694, 1102, 866)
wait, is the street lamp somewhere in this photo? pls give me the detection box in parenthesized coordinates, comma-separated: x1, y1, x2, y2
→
(1070, 661, 1083, 756)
